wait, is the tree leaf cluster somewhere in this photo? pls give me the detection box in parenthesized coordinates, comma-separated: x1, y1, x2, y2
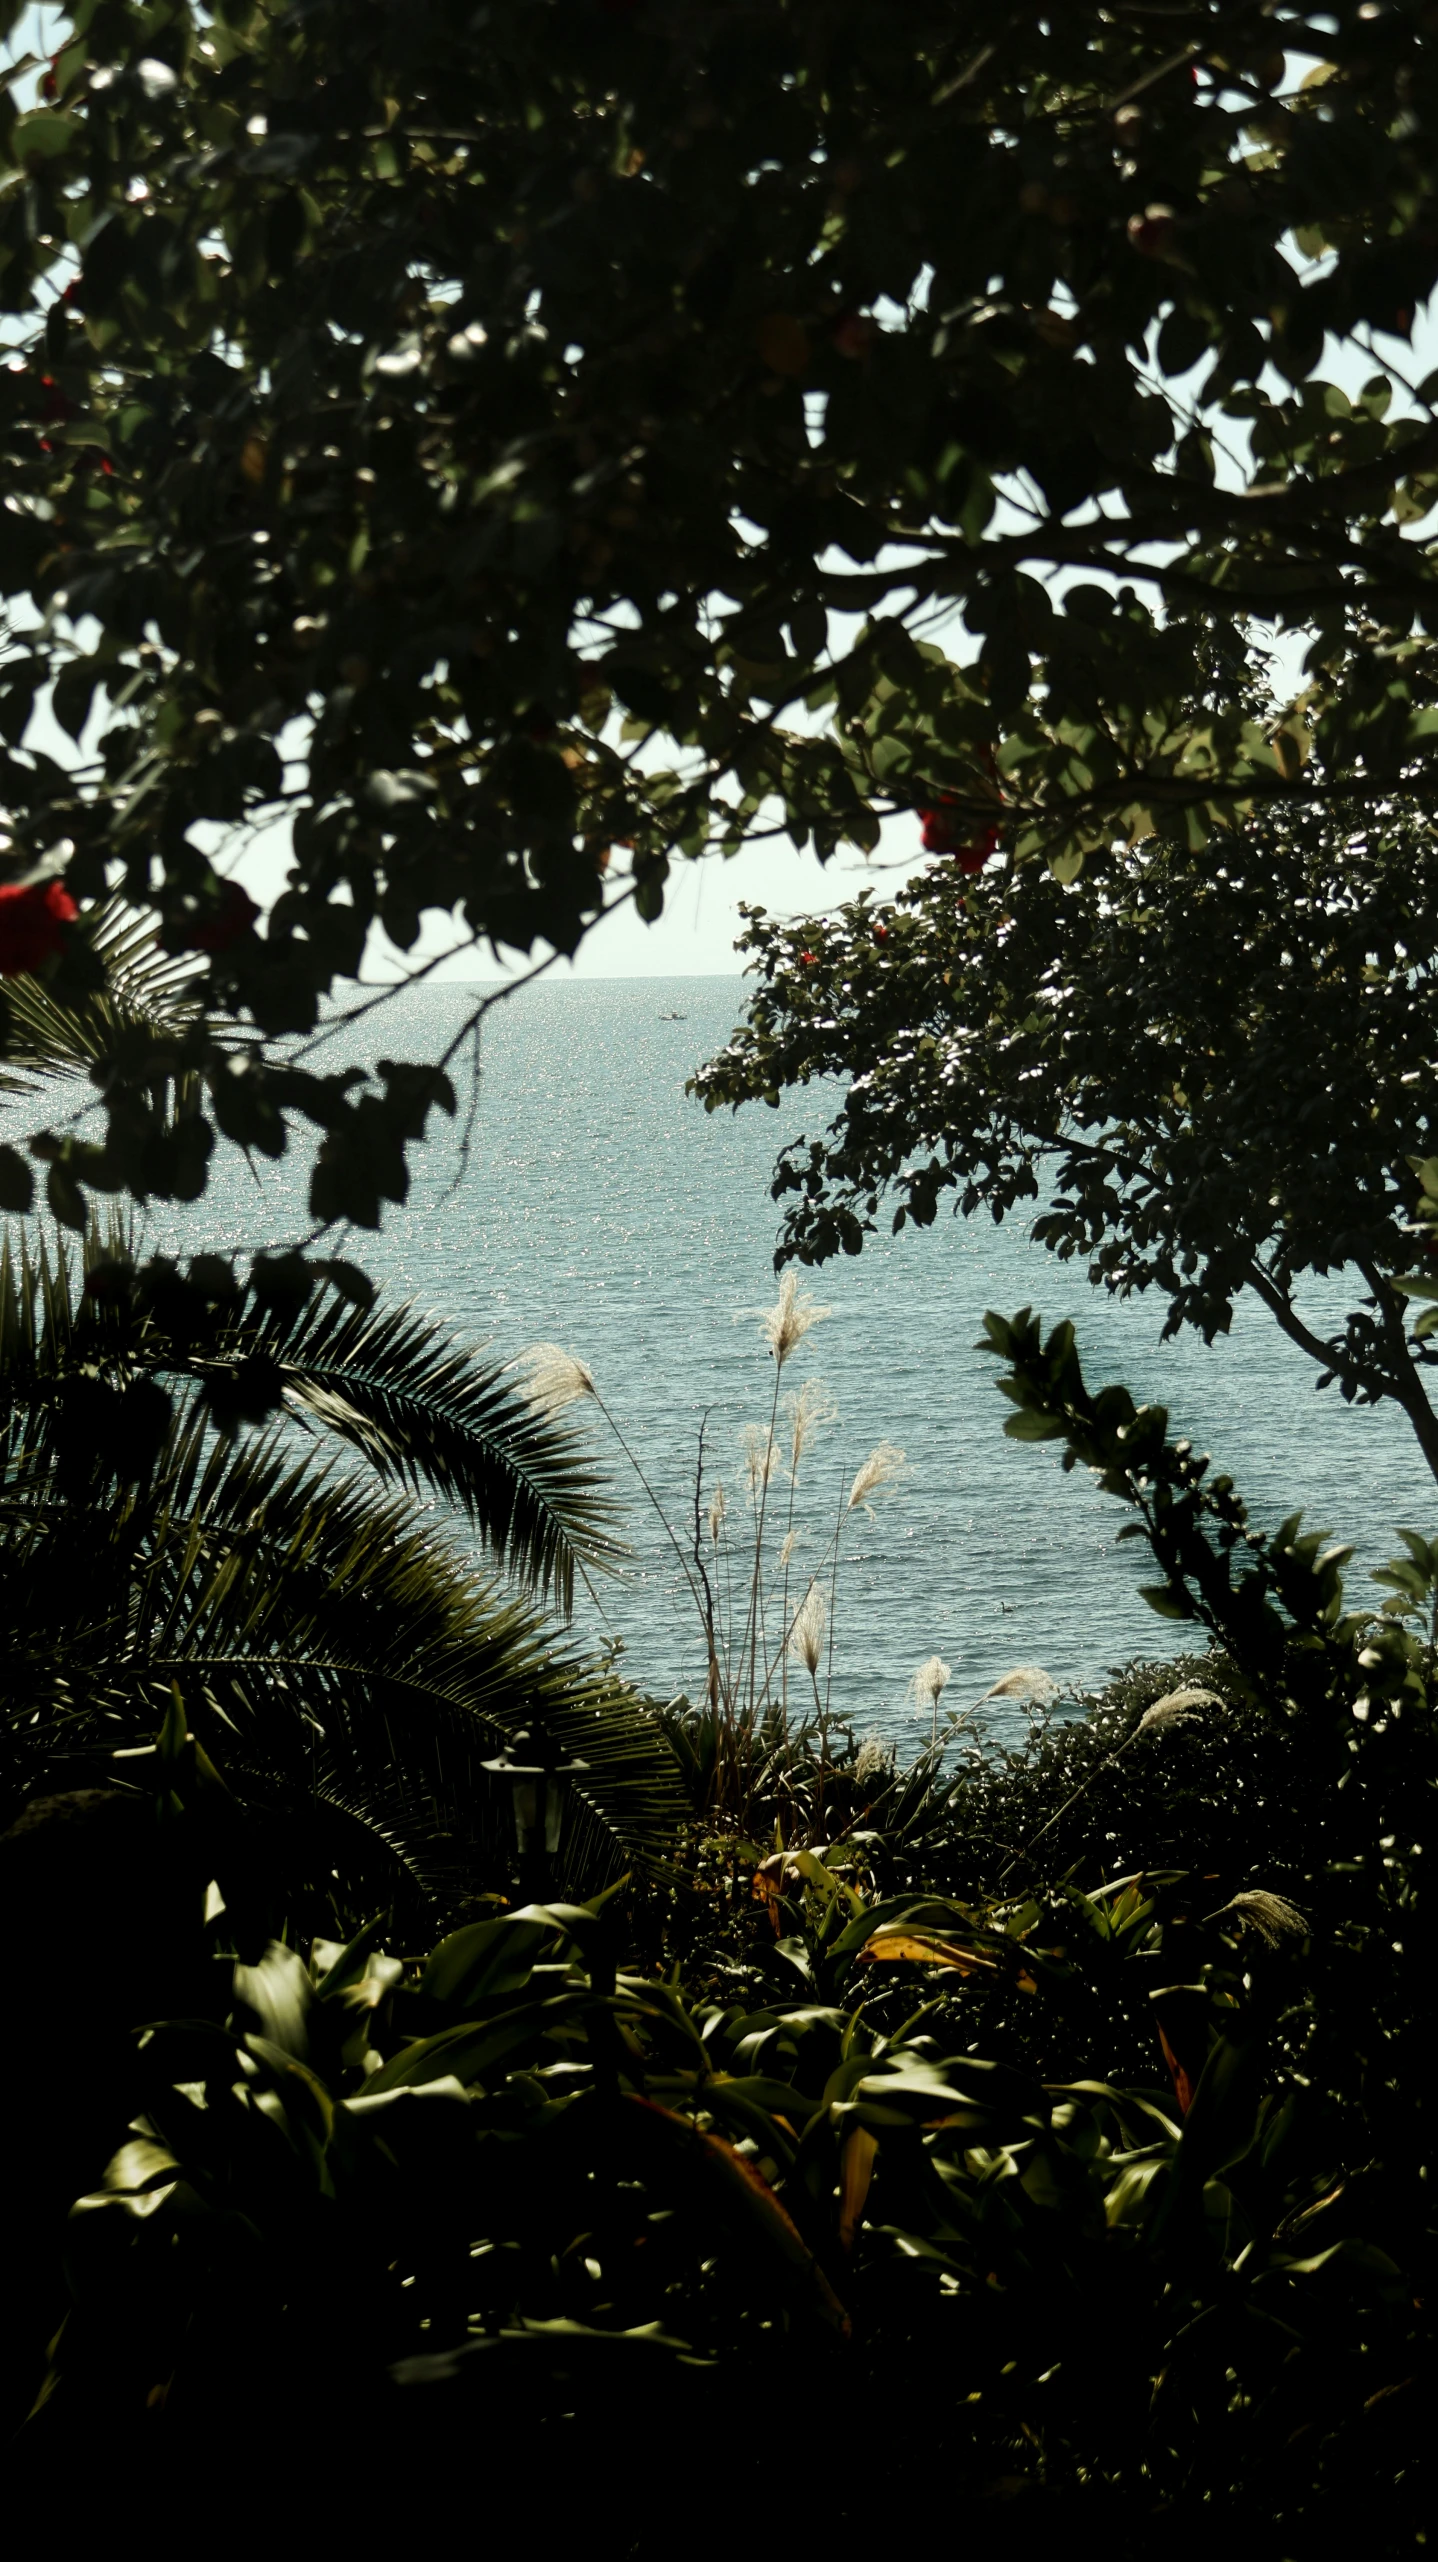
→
(696, 788, 1438, 1475)
(9, 7, 1438, 1236)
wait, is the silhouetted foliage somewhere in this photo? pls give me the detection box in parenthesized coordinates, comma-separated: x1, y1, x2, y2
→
(9, 7, 1438, 1282)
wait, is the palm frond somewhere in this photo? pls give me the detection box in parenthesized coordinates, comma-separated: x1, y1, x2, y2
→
(228, 1287, 629, 1614)
(249, 1762, 464, 1934)
(0, 1224, 75, 1398)
(0, 1225, 628, 1621)
(1, 1386, 685, 1906)
(0, 898, 206, 1091)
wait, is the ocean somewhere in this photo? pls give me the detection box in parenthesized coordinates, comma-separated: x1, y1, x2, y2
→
(141, 974, 1435, 1749)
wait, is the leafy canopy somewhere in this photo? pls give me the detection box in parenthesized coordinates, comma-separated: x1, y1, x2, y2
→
(695, 784, 1438, 1478)
(6, 5, 1438, 1244)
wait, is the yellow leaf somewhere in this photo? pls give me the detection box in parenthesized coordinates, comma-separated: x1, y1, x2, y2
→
(625, 2096, 851, 2336)
(854, 1927, 1001, 1973)
(1270, 724, 1307, 779)
(240, 435, 268, 487)
(838, 2124, 878, 2252)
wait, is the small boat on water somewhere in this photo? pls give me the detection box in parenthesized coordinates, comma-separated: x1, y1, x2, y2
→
(658, 1009, 687, 1020)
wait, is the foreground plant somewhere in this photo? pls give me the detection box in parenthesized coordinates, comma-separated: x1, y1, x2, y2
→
(6, 1291, 1434, 2542)
(13, 1874, 1424, 2545)
(0, 1221, 684, 1926)
(527, 1275, 909, 1831)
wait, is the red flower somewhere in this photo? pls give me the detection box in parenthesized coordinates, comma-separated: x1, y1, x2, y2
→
(798, 950, 817, 966)
(919, 799, 1002, 871)
(0, 879, 78, 975)
(955, 825, 1001, 875)
(873, 922, 889, 941)
(186, 881, 260, 954)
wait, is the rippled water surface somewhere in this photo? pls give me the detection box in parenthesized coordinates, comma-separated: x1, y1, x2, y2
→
(147, 976, 1436, 1747)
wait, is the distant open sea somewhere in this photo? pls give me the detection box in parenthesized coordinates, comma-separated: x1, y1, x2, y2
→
(141, 976, 1434, 1750)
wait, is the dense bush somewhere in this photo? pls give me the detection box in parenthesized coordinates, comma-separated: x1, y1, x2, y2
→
(7, 1876, 1424, 2550)
(2, 1306, 1432, 2551)
(944, 1652, 1269, 1881)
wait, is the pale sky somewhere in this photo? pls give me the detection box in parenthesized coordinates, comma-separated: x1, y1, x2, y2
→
(216, 806, 911, 987)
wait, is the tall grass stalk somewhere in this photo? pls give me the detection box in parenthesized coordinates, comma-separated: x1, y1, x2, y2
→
(523, 1292, 908, 1833)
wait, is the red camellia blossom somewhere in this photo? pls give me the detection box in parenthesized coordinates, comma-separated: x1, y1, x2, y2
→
(919, 799, 1002, 872)
(186, 881, 260, 954)
(798, 950, 817, 966)
(955, 824, 1001, 876)
(873, 922, 889, 941)
(0, 879, 78, 975)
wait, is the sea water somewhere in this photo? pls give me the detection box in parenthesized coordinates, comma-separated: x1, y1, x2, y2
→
(138, 975, 1434, 1747)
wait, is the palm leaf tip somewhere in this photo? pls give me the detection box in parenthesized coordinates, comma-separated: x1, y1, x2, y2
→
(244, 1290, 628, 1611)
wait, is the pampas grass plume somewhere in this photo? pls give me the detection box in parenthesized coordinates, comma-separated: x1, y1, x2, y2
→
(978, 1665, 1057, 1705)
(788, 1581, 827, 1676)
(741, 1423, 778, 1497)
(519, 1343, 597, 1413)
(747, 1270, 832, 1370)
(782, 1376, 837, 1467)
(1206, 1889, 1309, 1946)
(908, 1654, 952, 1713)
(1138, 1685, 1220, 1733)
(847, 1440, 907, 1515)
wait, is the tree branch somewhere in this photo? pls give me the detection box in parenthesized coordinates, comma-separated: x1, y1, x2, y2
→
(1354, 1251, 1438, 1482)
